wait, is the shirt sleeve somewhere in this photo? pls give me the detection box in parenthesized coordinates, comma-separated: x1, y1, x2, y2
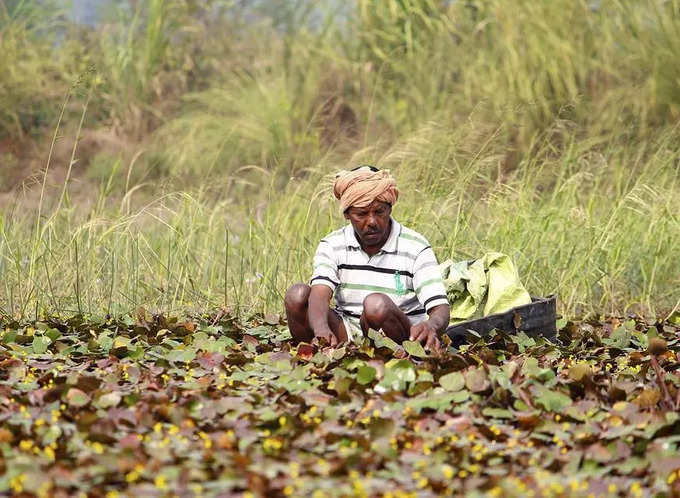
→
(412, 247, 449, 312)
(309, 240, 339, 292)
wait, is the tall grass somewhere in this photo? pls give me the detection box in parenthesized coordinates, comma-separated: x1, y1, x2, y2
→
(0, 0, 678, 320)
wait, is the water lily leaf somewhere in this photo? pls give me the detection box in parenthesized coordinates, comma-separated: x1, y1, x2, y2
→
(45, 328, 62, 341)
(66, 388, 91, 408)
(368, 328, 399, 351)
(368, 417, 395, 440)
(603, 326, 632, 349)
(439, 371, 465, 391)
(378, 359, 416, 391)
(95, 391, 122, 409)
(402, 340, 428, 358)
(465, 367, 489, 392)
(569, 363, 592, 382)
(32, 335, 51, 354)
(356, 365, 377, 385)
(482, 407, 513, 419)
(534, 386, 572, 412)
(165, 349, 196, 363)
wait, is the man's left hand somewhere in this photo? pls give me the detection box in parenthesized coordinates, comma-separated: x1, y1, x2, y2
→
(409, 321, 441, 351)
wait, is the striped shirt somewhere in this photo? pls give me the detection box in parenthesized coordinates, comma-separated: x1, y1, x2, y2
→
(309, 218, 449, 322)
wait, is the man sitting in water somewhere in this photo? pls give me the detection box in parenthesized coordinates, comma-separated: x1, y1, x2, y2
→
(285, 166, 450, 350)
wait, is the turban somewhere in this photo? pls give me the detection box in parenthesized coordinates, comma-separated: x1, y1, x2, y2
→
(333, 166, 399, 212)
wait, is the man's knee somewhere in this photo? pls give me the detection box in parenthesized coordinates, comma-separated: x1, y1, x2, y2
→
(284, 283, 310, 311)
(362, 293, 393, 326)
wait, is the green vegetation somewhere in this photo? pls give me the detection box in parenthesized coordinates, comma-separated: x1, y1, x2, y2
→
(1, 313, 679, 496)
(1, 2, 680, 495)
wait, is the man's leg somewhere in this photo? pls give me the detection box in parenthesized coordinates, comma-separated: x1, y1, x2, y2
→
(360, 293, 411, 343)
(284, 283, 348, 344)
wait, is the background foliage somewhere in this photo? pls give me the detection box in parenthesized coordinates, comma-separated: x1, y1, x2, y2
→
(0, 0, 678, 319)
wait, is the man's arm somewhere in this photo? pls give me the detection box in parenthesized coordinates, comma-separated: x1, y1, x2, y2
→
(307, 284, 338, 346)
(425, 304, 450, 335)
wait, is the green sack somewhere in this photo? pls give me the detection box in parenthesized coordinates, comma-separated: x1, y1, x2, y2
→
(439, 252, 531, 323)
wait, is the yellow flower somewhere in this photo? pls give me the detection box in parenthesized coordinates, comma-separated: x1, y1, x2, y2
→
(154, 475, 167, 490)
(19, 439, 34, 451)
(37, 481, 52, 498)
(9, 474, 25, 493)
(279, 416, 287, 427)
(44, 446, 55, 461)
(442, 465, 454, 479)
(630, 481, 642, 497)
(91, 442, 104, 454)
(487, 487, 502, 498)
(283, 485, 294, 496)
(126, 471, 140, 483)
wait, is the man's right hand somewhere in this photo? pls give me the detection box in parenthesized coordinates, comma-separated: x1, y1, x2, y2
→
(314, 327, 338, 347)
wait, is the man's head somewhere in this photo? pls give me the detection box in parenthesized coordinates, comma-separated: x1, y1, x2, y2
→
(333, 165, 399, 252)
(344, 199, 392, 249)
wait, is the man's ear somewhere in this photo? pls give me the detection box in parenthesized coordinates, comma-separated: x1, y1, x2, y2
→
(343, 209, 350, 220)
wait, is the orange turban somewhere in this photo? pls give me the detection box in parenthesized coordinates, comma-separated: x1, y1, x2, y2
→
(333, 167, 399, 212)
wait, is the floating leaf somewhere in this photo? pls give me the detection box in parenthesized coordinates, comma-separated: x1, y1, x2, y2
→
(95, 392, 122, 409)
(402, 340, 428, 358)
(534, 386, 572, 412)
(66, 388, 90, 408)
(439, 371, 465, 391)
(32, 335, 51, 354)
(465, 367, 489, 392)
(356, 365, 377, 385)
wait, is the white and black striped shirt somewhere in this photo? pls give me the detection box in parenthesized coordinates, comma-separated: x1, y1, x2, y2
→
(310, 218, 449, 322)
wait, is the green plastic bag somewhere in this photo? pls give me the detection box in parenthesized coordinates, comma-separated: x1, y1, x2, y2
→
(439, 252, 531, 323)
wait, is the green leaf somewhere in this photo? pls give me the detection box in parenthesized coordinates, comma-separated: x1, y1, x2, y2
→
(378, 359, 416, 391)
(534, 386, 572, 412)
(45, 328, 62, 341)
(402, 340, 428, 358)
(367, 328, 399, 351)
(95, 392, 122, 409)
(439, 371, 465, 391)
(357, 365, 377, 385)
(482, 407, 513, 419)
(66, 388, 91, 408)
(603, 326, 632, 349)
(32, 335, 51, 354)
(465, 367, 489, 392)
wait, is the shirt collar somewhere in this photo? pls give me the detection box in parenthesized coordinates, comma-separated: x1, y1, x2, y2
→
(344, 217, 401, 253)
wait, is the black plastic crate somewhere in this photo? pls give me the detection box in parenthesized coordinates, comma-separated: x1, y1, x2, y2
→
(445, 295, 557, 346)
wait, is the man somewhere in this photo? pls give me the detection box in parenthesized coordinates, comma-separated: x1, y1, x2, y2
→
(285, 166, 450, 350)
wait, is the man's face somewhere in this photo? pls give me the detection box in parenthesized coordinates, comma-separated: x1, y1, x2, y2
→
(344, 200, 392, 249)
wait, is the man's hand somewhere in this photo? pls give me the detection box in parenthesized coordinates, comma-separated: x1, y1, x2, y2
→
(314, 327, 338, 347)
(409, 321, 441, 351)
